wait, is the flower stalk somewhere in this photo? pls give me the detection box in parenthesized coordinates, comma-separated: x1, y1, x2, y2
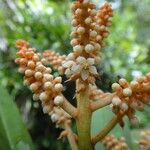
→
(76, 79, 93, 150)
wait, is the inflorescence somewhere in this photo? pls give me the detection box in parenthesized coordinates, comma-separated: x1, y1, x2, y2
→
(15, 0, 150, 149)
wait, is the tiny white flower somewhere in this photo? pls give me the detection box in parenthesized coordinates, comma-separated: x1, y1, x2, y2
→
(73, 56, 98, 80)
(62, 60, 76, 77)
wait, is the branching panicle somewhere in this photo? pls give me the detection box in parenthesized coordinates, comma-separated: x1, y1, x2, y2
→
(15, 1, 150, 150)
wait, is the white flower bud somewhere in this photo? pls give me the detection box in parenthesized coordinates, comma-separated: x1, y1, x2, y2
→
(23, 79, 30, 86)
(136, 76, 146, 83)
(75, 8, 82, 15)
(30, 83, 39, 91)
(25, 69, 34, 77)
(36, 64, 45, 72)
(44, 82, 53, 90)
(112, 83, 121, 91)
(36, 62, 42, 66)
(71, 19, 78, 26)
(34, 71, 43, 79)
(67, 53, 75, 60)
(94, 25, 101, 30)
(90, 30, 97, 37)
(46, 67, 52, 73)
(90, 9, 97, 16)
(77, 27, 85, 34)
(54, 83, 63, 92)
(85, 44, 94, 52)
(43, 74, 53, 81)
(85, 17, 92, 25)
(39, 92, 48, 101)
(33, 93, 39, 101)
(27, 61, 35, 68)
(94, 43, 101, 50)
(51, 114, 59, 122)
(112, 97, 121, 106)
(33, 55, 39, 61)
(96, 35, 102, 41)
(119, 78, 127, 86)
(70, 31, 77, 38)
(55, 77, 62, 83)
(100, 25, 106, 31)
(73, 45, 83, 52)
(41, 58, 47, 64)
(54, 96, 63, 106)
(43, 105, 51, 114)
(18, 67, 26, 73)
(130, 81, 138, 88)
(70, 39, 78, 46)
(123, 88, 132, 97)
(120, 103, 128, 112)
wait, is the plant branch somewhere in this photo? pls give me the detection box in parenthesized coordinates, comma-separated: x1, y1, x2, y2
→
(60, 96, 78, 119)
(91, 112, 125, 145)
(64, 120, 78, 150)
(90, 93, 114, 112)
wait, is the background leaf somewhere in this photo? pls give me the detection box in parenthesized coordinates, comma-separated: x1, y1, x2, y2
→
(0, 86, 34, 150)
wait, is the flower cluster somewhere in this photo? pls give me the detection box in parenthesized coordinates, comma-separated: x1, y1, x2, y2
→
(51, 107, 71, 126)
(102, 135, 129, 150)
(138, 130, 150, 150)
(63, 56, 97, 81)
(111, 74, 150, 125)
(14, 0, 150, 149)
(42, 50, 66, 74)
(15, 40, 70, 125)
(62, 0, 113, 82)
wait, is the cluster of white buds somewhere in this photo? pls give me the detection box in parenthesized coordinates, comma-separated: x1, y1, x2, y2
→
(15, 40, 65, 123)
(42, 50, 66, 74)
(111, 73, 150, 125)
(102, 135, 129, 150)
(95, 2, 113, 46)
(50, 107, 71, 127)
(61, 1, 113, 83)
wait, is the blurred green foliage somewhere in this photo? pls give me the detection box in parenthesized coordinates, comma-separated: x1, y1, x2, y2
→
(0, 86, 34, 150)
(0, 0, 149, 149)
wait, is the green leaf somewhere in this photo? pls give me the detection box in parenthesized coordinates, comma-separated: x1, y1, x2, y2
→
(91, 106, 134, 150)
(0, 86, 34, 150)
